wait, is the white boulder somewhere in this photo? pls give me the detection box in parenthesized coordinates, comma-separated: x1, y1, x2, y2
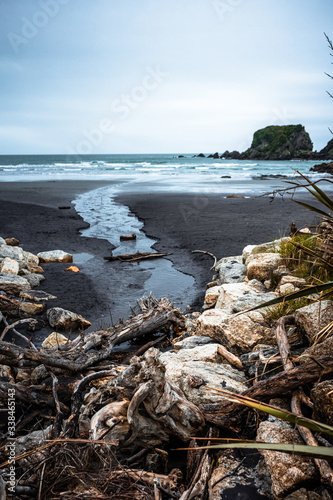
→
(0, 257, 19, 275)
(37, 250, 73, 263)
(246, 253, 283, 282)
(160, 348, 247, 406)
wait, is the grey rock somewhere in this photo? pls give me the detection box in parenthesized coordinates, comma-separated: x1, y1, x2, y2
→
(284, 488, 322, 500)
(22, 251, 39, 264)
(47, 307, 91, 331)
(246, 252, 283, 281)
(174, 335, 217, 351)
(232, 289, 277, 313)
(0, 273, 31, 295)
(294, 300, 333, 344)
(0, 246, 24, 262)
(256, 419, 317, 498)
(21, 272, 45, 287)
(0, 237, 6, 246)
(160, 347, 247, 406)
(203, 285, 222, 308)
(242, 237, 290, 264)
(215, 280, 277, 315)
(218, 259, 247, 284)
(197, 309, 275, 356)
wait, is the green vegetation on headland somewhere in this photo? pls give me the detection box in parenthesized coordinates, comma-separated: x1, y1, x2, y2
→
(195, 124, 333, 161)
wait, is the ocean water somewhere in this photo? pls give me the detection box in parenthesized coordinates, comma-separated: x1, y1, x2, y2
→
(0, 153, 328, 189)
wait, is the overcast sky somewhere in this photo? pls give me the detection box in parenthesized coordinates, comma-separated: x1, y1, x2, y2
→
(0, 0, 332, 154)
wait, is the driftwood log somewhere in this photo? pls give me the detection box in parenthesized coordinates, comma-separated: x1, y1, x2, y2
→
(104, 251, 171, 262)
(86, 348, 205, 447)
(0, 297, 185, 374)
(120, 234, 136, 241)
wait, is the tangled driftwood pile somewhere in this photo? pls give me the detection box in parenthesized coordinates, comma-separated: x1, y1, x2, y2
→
(1, 235, 333, 499)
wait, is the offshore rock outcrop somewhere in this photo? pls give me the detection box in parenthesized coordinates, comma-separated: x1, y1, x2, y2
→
(196, 124, 333, 161)
(223, 125, 314, 160)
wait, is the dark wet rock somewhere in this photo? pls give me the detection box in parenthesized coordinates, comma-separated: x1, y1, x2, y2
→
(26, 262, 45, 274)
(5, 237, 20, 246)
(310, 160, 333, 174)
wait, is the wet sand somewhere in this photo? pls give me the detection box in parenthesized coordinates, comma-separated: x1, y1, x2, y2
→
(117, 192, 318, 304)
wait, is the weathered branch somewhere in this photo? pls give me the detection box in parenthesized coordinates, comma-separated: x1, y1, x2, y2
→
(104, 251, 171, 262)
(192, 250, 217, 270)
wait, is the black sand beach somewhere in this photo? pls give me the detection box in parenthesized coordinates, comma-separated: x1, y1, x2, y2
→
(117, 191, 319, 297)
(0, 181, 317, 340)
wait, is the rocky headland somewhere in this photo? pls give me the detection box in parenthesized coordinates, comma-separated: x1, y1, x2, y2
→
(193, 124, 333, 162)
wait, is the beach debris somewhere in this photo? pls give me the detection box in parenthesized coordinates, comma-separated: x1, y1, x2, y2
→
(104, 251, 171, 262)
(192, 249, 217, 269)
(5, 237, 20, 246)
(58, 206, 71, 209)
(90, 400, 130, 441)
(26, 262, 44, 273)
(2, 233, 333, 499)
(112, 348, 205, 445)
(42, 332, 69, 348)
(226, 194, 245, 198)
(65, 265, 80, 272)
(0, 257, 19, 275)
(0, 273, 31, 294)
(120, 233, 137, 241)
(47, 307, 91, 331)
(37, 250, 73, 263)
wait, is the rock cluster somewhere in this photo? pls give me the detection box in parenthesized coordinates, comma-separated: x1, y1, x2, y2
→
(0, 236, 90, 334)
